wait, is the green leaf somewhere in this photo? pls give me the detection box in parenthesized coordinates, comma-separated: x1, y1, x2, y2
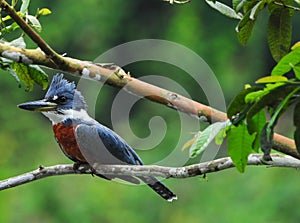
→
(246, 85, 297, 123)
(11, 62, 48, 91)
(293, 64, 300, 79)
(245, 82, 286, 103)
(291, 41, 300, 51)
(26, 15, 42, 32)
(250, 1, 266, 20)
(205, 0, 242, 19)
(37, 8, 52, 17)
(232, 0, 246, 11)
(227, 86, 261, 118)
(20, 0, 30, 14)
(267, 7, 293, 62)
(244, 90, 265, 103)
(255, 75, 288, 83)
(271, 47, 300, 76)
(247, 108, 266, 135)
(228, 123, 255, 173)
(261, 86, 300, 160)
(236, 11, 255, 45)
(293, 102, 300, 154)
(189, 121, 231, 158)
(247, 109, 266, 152)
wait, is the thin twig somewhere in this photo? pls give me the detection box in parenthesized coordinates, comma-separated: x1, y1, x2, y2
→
(1, 154, 299, 191)
(0, 0, 68, 68)
(273, 1, 300, 11)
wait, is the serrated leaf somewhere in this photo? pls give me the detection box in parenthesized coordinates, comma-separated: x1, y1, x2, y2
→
(228, 123, 255, 173)
(236, 11, 255, 45)
(26, 15, 42, 32)
(267, 7, 293, 62)
(189, 121, 231, 158)
(206, 0, 242, 19)
(20, 0, 30, 14)
(271, 47, 300, 76)
(255, 75, 288, 83)
(11, 62, 48, 91)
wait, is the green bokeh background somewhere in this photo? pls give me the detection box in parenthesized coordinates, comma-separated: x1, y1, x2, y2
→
(1, 1, 300, 222)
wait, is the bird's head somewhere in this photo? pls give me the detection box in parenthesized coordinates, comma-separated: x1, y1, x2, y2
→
(18, 74, 88, 124)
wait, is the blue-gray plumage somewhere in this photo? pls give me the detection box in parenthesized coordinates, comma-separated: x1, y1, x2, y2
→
(18, 74, 177, 202)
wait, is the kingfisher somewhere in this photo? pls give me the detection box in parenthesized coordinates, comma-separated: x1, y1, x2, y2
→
(18, 74, 177, 202)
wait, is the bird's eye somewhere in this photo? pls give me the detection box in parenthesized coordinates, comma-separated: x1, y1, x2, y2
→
(58, 96, 67, 104)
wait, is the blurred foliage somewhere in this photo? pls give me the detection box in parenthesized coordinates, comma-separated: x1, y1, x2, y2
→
(1, 0, 300, 223)
(188, 0, 300, 172)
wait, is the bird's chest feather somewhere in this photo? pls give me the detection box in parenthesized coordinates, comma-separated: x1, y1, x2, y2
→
(52, 122, 86, 163)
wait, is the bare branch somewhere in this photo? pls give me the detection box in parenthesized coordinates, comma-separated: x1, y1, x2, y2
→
(1, 154, 299, 191)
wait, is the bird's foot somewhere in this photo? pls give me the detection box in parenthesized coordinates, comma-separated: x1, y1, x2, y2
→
(73, 162, 92, 174)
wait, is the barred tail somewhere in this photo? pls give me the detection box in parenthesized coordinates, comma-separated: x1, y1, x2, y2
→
(139, 176, 177, 202)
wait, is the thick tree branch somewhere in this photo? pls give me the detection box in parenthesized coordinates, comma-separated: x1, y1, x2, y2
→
(1, 154, 299, 191)
(0, 43, 298, 159)
(0, 0, 298, 159)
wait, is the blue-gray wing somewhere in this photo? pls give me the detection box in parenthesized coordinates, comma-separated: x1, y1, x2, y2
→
(75, 123, 177, 201)
(74, 123, 143, 183)
(75, 123, 143, 165)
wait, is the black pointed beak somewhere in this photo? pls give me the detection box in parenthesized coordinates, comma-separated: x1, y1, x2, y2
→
(18, 99, 58, 112)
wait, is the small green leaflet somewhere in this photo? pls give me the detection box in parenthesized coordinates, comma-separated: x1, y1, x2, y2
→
(37, 8, 52, 17)
(11, 62, 48, 91)
(232, 0, 247, 12)
(189, 120, 231, 158)
(255, 75, 288, 83)
(271, 47, 300, 78)
(205, 0, 242, 19)
(228, 123, 255, 173)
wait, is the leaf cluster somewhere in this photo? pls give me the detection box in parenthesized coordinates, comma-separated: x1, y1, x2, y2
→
(187, 42, 300, 172)
(205, 0, 297, 62)
(0, 0, 50, 91)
